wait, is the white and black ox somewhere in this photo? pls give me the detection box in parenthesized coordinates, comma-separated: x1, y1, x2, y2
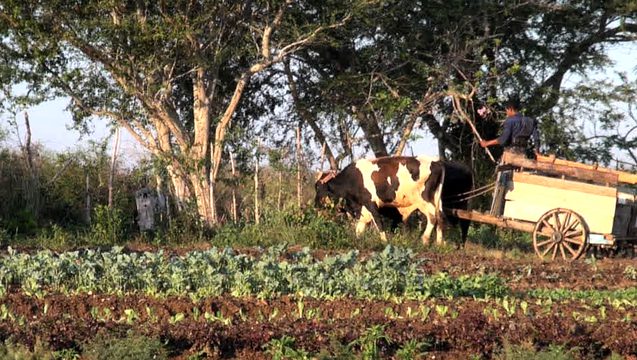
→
(315, 156, 473, 245)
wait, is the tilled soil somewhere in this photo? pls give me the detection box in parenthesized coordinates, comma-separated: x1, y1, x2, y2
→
(2, 244, 635, 358)
(1, 292, 636, 359)
(415, 249, 637, 291)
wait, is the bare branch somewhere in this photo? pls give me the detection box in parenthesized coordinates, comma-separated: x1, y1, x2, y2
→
(47, 69, 160, 153)
(393, 91, 441, 156)
(262, 0, 293, 59)
(60, 23, 191, 149)
(448, 89, 496, 162)
(285, 60, 338, 170)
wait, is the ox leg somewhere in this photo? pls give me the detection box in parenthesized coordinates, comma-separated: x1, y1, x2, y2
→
(459, 219, 470, 248)
(419, 204, 445, 246)
(354, 208, 371, 237)
(435, 214, 446, 245)
(355, 205, 387, 241)
(421, 211, 436, 246)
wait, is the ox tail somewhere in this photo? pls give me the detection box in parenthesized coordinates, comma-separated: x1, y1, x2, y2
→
(434, 164, 446, 225)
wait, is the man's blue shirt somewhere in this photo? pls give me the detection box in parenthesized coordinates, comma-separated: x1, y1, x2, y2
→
(498, 113, 540, 151)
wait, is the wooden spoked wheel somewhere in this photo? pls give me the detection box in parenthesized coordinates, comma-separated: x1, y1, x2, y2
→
(533, 208, 588, 261)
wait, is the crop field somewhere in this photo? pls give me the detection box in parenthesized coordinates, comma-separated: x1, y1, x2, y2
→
(0, 244, 636, 359)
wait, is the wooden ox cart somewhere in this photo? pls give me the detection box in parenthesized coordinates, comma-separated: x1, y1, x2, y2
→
(447, 152, 637, 261)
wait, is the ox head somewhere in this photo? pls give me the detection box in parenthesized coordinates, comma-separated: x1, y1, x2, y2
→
(314, 170, 338, 208)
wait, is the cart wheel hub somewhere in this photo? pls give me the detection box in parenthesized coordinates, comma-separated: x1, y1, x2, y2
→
(552, 232, 563, 243)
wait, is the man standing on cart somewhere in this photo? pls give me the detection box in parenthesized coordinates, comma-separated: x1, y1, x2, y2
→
(479, 97, 540, 159)
(478, 97, 541, 215)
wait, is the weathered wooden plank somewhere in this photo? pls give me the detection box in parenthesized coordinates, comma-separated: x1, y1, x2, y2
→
(501, 152, 619, 185)
(537, 154, 637, 184)
(446, 209, 536, 233)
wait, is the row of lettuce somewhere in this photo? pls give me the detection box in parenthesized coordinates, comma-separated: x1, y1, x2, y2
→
(0, 245, 635, 303)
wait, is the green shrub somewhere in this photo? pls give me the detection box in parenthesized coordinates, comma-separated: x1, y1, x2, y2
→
(82, 333, 167, 360)
(211, 207, 358, 249)
(165, 206, 208, 243)
(395, 340, 430, 360)
(1, 209, 38, 236)
(0, 227, 9, 246)
(0, 339, 77, 360)
(349, 325, 391, 360)
(89, 205, 125, 246)
(469, 225, 531, 252)
(28, 224, 77, 249)
(263, 336, 310, 360)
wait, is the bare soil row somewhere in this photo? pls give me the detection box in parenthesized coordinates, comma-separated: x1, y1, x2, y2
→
(1, 292, 635, 359)
(415, 249, 637, 291)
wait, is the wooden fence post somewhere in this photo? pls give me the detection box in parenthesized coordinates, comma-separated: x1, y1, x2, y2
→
(209, 141, 217, 224)
(84, 173, 91, 225)
(278, 171, 283, 211)
(230, 150, 238, 223)
(22, 111, 40, 217)
(254, 141, 260, 225)
(296, 126, 302, 208)
(108, 127, 121, 208)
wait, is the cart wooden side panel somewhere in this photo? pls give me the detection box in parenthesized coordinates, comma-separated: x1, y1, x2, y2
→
(503, 172, 617, 234)
(501, 152, 619, 185)
(536, 154, 637, 184)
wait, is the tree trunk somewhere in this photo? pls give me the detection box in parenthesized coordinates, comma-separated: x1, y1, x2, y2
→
(355, 110, 388, 157)
(338, 115, 354, 163)
(212, 73, 251, 182)
(190, 66, 215, 225)
(423, 114, 452, 160)
(189, 170, 213, 225)
(155, 171, 170, 223)
(22, 111, 40, 218)
(155, 121, 190, 211)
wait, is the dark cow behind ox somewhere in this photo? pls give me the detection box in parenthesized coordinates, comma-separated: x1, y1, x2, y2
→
(442, 161, 473, 246)
(315, 156, 446, 245)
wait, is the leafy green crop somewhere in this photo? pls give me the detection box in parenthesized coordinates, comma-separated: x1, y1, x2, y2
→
(0, 245, 508, 300)
(527, 288, 637, 304)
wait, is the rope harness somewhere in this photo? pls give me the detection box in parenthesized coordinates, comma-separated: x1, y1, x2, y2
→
(443, 182, 496, 205)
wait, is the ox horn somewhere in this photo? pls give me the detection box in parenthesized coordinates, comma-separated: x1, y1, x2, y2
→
(315, 170, 337, 184)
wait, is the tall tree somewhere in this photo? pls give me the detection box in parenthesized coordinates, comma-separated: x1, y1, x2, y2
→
(0, 0, 354, 224)
(281, 0, 636, 168)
